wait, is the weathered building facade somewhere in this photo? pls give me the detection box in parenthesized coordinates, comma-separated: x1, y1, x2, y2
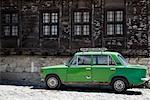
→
(0, 0, 150, 57)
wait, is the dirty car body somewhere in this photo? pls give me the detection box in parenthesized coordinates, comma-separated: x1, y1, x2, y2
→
(40, 50, 149, 92)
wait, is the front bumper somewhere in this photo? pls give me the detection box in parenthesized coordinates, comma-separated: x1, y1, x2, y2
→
(40, 72, 45, 82)
(41, 78, 45, 82)
(141, 77, 150, 81)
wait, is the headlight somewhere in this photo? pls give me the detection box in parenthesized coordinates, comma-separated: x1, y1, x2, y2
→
(40, 69, 43, 73)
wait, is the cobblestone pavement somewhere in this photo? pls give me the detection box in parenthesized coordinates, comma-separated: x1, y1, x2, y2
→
(0, 85, 150, 100)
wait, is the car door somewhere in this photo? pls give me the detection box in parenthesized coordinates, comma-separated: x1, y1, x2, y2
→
(67, 55, 92, 83)
(92, 55, 116, 83)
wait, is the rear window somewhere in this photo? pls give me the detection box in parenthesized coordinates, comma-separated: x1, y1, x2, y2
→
(118, 54, 128, 66)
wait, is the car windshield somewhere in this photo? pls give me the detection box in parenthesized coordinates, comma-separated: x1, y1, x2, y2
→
(66, 56, 77, 65)
(118, 54, 128, 66)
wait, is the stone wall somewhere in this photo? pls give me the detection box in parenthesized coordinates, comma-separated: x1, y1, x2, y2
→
(0, 56, 69, 73)
(0, 56, 150, 86)
(0, 0, 149, 57)
(0, 56, 150, 73)
(0, 56, 69, 85)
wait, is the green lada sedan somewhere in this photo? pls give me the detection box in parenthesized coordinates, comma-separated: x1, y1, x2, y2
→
(40, 48, 149, 93)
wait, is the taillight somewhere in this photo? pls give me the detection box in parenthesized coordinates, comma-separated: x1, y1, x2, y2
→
(148, 64, 150, 70)
(147, 64, 150, 76)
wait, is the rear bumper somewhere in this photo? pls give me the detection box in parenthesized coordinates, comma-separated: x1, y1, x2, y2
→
(141, 77, 150, 81)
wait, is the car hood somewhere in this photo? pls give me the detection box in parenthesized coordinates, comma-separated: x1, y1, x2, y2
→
(41, 64, 68, 69)
(127, 64, 147, 70)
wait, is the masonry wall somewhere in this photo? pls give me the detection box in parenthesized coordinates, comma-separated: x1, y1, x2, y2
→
(0, 0, 150, 85)
(0, 56, 69, 72)
(0, 55, 150, 85)
(0, 0, 149, 57)
(1, 56, 150, 73)
(0, 56, 69, 85)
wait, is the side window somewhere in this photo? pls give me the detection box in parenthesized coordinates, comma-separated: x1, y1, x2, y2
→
(78, 55, 91, 65)
(108, 56, 116, 65)
(93, 55, 116, 65)
(93, 55, 108, 65)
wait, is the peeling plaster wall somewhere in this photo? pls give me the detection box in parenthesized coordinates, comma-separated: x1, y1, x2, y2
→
(0, 56, 69, 73)
(0, 56, 150, 73)
(0, 56, 150, 85)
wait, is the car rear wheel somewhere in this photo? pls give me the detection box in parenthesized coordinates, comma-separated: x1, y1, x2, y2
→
(46, 75, 61, 89)
(112, 78, 128, 93)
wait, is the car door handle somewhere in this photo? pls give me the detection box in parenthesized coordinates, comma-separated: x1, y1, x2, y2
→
(110, 68, 116, 71)
(85, 76, 91, 79)
(85, 68, 91, 70)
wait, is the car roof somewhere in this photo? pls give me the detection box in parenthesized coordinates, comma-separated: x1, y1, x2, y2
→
(75, 51, 120, 56)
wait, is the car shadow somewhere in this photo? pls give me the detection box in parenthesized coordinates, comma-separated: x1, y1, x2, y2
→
(31, 85, 142, 95)
(1, 81, 142, 95)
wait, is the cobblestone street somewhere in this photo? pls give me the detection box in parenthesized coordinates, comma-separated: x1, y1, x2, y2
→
(0, 85, 150, 100)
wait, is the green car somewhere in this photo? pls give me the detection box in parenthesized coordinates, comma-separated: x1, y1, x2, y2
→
(40, 48, 149, 93)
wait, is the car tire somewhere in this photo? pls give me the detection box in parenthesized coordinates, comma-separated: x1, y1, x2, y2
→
(145, 80, 150, 89)
(111, 78, 128, 93)
(46, 75, 61, 89)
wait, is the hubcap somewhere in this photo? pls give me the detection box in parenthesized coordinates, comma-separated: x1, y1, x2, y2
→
(114, 80, 125, 92)
(47, 77, 58, 88)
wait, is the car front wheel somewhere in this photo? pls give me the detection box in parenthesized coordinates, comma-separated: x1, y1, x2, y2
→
(46, 75, 61, 89)
(112, 78, 128, 93)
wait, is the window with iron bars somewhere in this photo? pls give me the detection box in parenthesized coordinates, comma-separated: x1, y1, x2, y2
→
(106, 10, 124, 36)
(72, 10, 91, 37)
(41, 11, 59, 37)
(1, 12, 19, 37)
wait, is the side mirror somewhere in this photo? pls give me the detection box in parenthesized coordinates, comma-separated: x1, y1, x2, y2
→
(64, 62, 69, 67)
